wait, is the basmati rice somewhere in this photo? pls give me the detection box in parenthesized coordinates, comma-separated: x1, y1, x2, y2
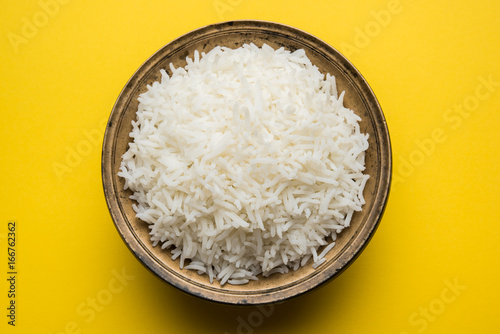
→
(118, 43, 369, 285)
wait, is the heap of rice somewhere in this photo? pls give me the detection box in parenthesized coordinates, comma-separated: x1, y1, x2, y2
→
(118, 43, 369, 285)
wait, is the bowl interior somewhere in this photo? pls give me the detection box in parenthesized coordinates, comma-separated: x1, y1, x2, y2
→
(102, 21, 391, 304)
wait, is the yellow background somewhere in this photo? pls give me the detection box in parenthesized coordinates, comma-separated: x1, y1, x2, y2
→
(1, 0, 499, 333)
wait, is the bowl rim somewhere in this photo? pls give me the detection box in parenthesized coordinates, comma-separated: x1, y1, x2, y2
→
(102, 19, 392, 305)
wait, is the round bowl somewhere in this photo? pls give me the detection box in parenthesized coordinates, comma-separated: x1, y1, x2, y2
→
(102, 20, 391, 305)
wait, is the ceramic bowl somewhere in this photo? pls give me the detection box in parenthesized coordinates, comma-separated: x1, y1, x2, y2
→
(102, 20, 391, 305)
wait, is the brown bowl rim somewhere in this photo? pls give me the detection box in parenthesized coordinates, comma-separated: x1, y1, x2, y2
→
(102, 20, 392, 305)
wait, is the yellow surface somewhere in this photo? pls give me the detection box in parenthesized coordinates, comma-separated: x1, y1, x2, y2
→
(1, 0, 499, 333)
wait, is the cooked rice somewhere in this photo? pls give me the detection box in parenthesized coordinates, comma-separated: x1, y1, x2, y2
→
(118, 43, 369, 285)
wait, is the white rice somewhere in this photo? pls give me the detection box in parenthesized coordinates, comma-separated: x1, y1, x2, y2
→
(118, 43, 369, 285)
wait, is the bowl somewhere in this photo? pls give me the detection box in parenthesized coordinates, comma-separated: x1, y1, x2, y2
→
(102, 20, 391, 305)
